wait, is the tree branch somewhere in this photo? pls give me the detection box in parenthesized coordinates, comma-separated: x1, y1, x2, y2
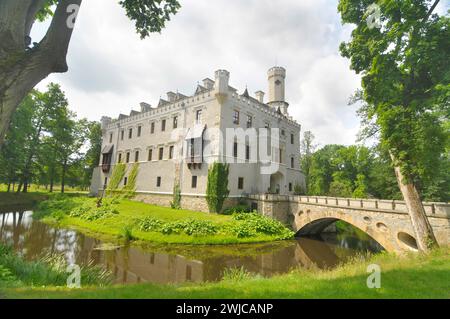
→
(24, 0, 48, 41)
(39, 0, 82, 72)
(423, 0, 440, 23)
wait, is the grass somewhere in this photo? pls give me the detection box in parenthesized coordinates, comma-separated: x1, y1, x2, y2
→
(2, 247, 449, 299)
(0, 244, 112, 289)
(33, 195, 294, 245)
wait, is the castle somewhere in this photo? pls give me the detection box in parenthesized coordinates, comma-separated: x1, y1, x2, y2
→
(90, 67, 305, 212)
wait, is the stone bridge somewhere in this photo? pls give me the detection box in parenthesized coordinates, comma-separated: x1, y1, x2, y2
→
(246, 194, 450, 253)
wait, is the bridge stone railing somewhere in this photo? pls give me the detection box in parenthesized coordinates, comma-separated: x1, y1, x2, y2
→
(246, 194, 450, 219)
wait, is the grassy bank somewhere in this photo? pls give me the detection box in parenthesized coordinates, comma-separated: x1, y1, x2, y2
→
(2, 247, 449, 299)
(33, 195, 294, 245)
(0, 244, 111, 290)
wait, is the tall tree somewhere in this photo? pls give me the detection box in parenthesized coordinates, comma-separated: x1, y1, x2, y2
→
(338, 0, 448, 251)
(300, 131, 316, 194)
(0, 0, 181, 146)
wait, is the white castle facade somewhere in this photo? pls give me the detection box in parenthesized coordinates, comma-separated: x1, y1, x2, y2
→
(90, 67, 305, 211)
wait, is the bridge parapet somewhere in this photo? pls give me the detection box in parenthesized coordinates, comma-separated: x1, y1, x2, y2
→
(247, 194, 450, 219)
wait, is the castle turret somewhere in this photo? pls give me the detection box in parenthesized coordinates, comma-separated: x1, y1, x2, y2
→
(214, 69, 230, 104)
(267, 67, 289, 115)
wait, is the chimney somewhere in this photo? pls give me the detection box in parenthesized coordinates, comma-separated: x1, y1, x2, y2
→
(255, 91, 265, 103)
(203, 78, 215, 90)
(140, 102, 152, 112)
(167, 91, 177, 102)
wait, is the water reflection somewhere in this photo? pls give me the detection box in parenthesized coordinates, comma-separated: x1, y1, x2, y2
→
(0, 210, 382, 285)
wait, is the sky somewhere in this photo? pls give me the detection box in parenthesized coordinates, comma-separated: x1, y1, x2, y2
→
(29, 0, 447, 147)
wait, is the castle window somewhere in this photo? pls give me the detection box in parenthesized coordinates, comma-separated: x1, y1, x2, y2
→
(118, 153, 122, 163)
(245, 144, 250, 161)
(128, 128, 133, 139)
(156, 176, 161, 187)
(135, 151, 139, 162)
(233, 110, 240, 125)
(246, 115, 252, 128)
(151, 122, 155, 134)
(161, 119, 166, 132)
(124, 177, 128, 186)
(279, 148, 283, 163)
(109, 133, 113, 143)
(126, 152, 130, 163)
(169, 146, 174, 159)
(137, 125, 142, 137)
(148, 149, 153, 161)
(291, 157, 294, 169)
(290, 133, 294, 144)
(264, 122, 270, 129)
(289, 183, 293, 192)
(281, 129, 285, 136)
(238, 177, 244, 190)
(159, 147, 164, 160)
(191, 176, 197, 188)
(121, 130, 124, 141)
(233, 141, 238, 158)
(173, 116, 178, 129)
(196, 109, 202, 124)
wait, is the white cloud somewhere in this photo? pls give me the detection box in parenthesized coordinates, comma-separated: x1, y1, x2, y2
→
(33, 0, 363, 146)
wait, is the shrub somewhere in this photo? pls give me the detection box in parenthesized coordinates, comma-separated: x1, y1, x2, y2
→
(170, 183, 182, 209)
(222, 204, 251, 215)
(138, 218, 218, 237)
(120, 225, 135, 241)
(222, 266, 254, 281)
(69, 198, 118, 221)
(206, 162, 230, 213)
(230, 212, 294, 239)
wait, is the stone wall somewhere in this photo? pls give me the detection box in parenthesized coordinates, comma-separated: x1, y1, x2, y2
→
(134, 192, 240, 213)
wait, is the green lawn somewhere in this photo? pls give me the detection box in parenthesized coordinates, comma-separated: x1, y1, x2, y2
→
(35, 195, 294, 245)
(3, 247, 449, 299)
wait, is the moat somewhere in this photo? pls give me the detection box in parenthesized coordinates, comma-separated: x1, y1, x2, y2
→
(0, 209, 383, 285)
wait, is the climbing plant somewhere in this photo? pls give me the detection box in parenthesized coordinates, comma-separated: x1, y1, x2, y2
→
(105, 163, 126, 197)
(123, 163, 139, 198)
(170, 183, 182, 209)
(206, 162, 230, 213)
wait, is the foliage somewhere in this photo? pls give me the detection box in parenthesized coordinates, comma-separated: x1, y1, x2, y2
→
(170, 183, 182, 209)
(229, 213, 294, 240)
(221, 266, 255, 282)
(221, 204, 251, 215)
(300, 130, 317, 193)
(206, 162, 230, 213)
(119, 0, 181, 38)
(120, 225, 135, 241)
(105, 163, 127, 197)
(293, 183, 305, 195)
(0, 243, 112, 288)
(123, 163, 139, 198)
(69, 198, 119, 221)
(338, 0, 449, 191)
(139, 217, 218, 237)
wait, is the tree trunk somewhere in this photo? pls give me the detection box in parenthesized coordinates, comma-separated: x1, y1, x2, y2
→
(61, 159, 67, 193)
(391, 154, 438, 252)
(0, 0, 82, 146)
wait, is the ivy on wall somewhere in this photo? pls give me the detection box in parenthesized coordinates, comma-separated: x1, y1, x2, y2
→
(206, 162, 230, 213)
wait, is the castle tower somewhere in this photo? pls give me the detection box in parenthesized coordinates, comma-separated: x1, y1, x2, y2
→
(214, 69, 230, 104)
(267, 67, 289, 115)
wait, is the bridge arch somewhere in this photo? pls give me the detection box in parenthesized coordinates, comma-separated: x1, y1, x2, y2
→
(293, 210, 419, 253)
